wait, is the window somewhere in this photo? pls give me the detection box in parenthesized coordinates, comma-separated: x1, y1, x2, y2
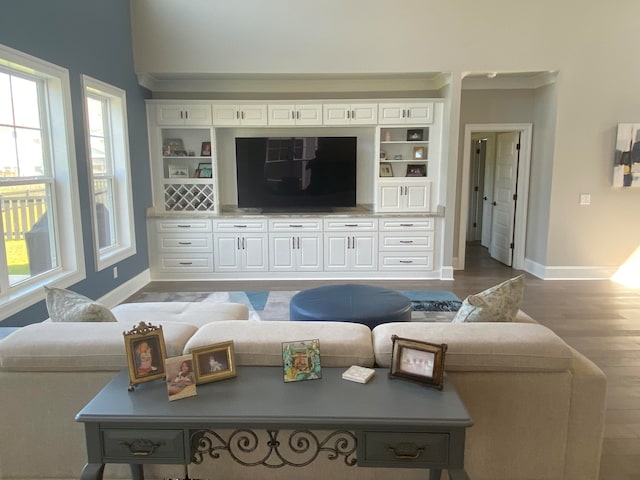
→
(0, 44, 84, 319)
(81, 76, 135, 270)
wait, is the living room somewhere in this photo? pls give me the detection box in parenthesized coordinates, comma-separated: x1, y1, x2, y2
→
(0, 2, 639, 479)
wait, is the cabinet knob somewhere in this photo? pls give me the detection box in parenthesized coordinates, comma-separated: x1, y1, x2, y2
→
(388, 443, 424, 459)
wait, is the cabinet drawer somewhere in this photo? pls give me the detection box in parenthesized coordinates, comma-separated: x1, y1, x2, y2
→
(323, 218, 378, 231)
(158, 234, 212, 252)
(159, 255, 213, 272)
(379, 232, 434, 250)
(213, 219, 267, 231)
(102, 429, 184, 462)
(358, 431, 448, 468)
(379, 218, 434, 231)
(268, 218, 322, 231)
(378, 252, 433, 270)
(156, 219, 212, 233)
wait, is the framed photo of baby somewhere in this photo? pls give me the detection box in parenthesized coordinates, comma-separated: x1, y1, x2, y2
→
(123, 321, 168, 390)
(191, 341, 237, 384)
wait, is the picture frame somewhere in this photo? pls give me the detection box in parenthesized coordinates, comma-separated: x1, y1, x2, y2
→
(282, 339, 322, 382)
(123, 321, 168, 390)
(196, 162, 212, 178)
(406, 163, 426, 177)
(407, 129, 423, 141)
(191, 340, 237, 384)
(412, 146, 426, 160)
(162, 138, 185, 156)
(168, 164, 189, 178)
(379, 162, 394, 177)
(389, 335, 447, 390)
(165, 354, 197, 401)
(200, 141, 212, 156)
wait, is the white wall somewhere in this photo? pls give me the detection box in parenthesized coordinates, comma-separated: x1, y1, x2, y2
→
(131, 0, 640, 277)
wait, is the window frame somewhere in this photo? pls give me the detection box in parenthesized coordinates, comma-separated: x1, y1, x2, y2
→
(0, 43, 85, 320)
(81, 75, 136, 272)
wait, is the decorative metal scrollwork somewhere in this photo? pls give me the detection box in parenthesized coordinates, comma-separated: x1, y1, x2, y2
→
(190, 429, 357, 468)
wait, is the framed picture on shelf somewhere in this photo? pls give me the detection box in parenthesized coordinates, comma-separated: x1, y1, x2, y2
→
(200, 141, 211, 156)
(165, 354, 197, 401)
(406, 164, 426, 177)
(168, 164, 189, 178)
(407, 129, 423, 141)
(196, 162, 212, 178)
(389, 335, 447, 390)
(413, 146, 426, 160)
(162, 138, 186, 156)
(191, 341, 237, 385)
(379, 162, 394, 177)
(123, 321, 168, 390)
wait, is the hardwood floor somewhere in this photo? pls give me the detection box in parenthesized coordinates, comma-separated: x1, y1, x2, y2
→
(135, 243, 640, 480)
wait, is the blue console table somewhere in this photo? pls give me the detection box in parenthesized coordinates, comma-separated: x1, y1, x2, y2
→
(76, 367, 472, 480)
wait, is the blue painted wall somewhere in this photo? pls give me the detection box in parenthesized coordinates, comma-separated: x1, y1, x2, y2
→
(0, 0, 152, 326)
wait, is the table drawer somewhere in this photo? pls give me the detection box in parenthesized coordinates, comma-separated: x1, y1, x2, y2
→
(102, 429, 184, 462)
(358, 431, 449, 468)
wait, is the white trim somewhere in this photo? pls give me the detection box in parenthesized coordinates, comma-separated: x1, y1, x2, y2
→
(459, 123, 532, 271)
(98, 270, 151, 308)
(530, 263, 617, 281)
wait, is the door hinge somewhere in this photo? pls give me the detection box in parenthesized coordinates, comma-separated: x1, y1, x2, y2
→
(510, 242, 514, 249)
(516, 143, 521, 150)
(474, 186, 479, 192)
(473, 222, 477, 228)
(512, 193, 517, 201)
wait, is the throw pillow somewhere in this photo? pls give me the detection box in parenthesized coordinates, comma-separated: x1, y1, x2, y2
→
(44, 286, 117, 322)
(452, 274, 525, 323)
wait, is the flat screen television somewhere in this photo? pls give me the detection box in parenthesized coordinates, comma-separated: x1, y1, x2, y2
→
(235, 136, 357, 211)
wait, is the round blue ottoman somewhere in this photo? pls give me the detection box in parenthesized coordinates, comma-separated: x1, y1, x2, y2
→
(289, 284, 412, 329)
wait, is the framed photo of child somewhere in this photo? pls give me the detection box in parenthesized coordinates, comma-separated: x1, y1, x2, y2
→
(165, 354, 197, 401)
(123, 321, 168, 390)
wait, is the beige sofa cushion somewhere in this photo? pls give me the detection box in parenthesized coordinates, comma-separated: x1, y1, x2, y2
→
(111, 301, 249, 328)
(184, 320, 374, 367)
(0, 322, 197, 372)
(372, 322, 572, 372)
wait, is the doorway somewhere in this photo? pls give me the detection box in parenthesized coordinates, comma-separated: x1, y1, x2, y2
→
(458, 124, 532, 271)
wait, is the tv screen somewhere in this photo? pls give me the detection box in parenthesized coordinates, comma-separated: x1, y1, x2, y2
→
(235, 136, 357, 211)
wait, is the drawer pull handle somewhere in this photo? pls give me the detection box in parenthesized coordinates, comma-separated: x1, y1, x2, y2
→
(388, 444, 425, 460)
(120, 439, 164, 456)
(179, 262, 193, 265)
(178, 242, 192, 245)
(176, 225, 191, 228)
(233, 224, 248, 228)
(399, 260, 413, 264)
(399, 240, 414, 244)
(289, 224, 303, 228)
(399, 223, 414, 227)
(344, 224, 358, 227)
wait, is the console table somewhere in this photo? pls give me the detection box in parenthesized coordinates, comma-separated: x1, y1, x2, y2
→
(76, 367, 472, 480)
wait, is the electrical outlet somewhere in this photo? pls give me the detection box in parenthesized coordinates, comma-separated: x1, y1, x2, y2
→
(113, 266, 118, 279)
(579, 194, 591, 205)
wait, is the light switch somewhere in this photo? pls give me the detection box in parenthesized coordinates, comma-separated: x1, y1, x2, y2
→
(579, 194, 591, 205)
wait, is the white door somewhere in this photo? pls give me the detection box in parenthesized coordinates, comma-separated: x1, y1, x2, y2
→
(489, 132, 520, 266)
(297, 234, 323, 271)
(351, 234, 377, 270)
(269, 235, 296, 271)
(213, 235, 242, 271)
(242, 234, 268, 271)
(405, 183, 430, 211)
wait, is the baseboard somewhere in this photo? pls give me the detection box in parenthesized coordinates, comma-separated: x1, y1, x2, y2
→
(440, 266, 455, 280)
(524, 259, 616, 280)
(99, 270, 151, 307)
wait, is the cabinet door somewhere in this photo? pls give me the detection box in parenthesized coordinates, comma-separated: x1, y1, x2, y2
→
(212, 105, 240, 126)
(157, 105, 186, 125)
(378, 184, 403, 211)
(240, 105, 268, 126)
(297, 234, 323, 271)
(350, 103, 378, 124)
(324, 233, 350, 270)
(405, 183, 431, 211)
(268, 105, 296, 126)
(352, 234, 377, 270)
(377, 103, 406, 125)
(295, 104, 323, 126)
(213, 234, 242, 271)
(405, 103, 433, 124)
(242, 234, 268, 271)
(183, 105, 213, 125)
(322, 104, 350, 125)
(269, 234, 296, 271)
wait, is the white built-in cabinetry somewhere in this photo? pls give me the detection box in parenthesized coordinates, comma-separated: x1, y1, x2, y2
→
(145, 98, 446, 280)
(268, 219, 323, 272)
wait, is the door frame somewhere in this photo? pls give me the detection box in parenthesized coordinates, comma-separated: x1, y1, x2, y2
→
(458, 123, 532, 271)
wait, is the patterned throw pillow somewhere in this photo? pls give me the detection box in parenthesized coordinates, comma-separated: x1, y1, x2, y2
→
(452, 274, 525, 323)
(45, 286, 117, 322)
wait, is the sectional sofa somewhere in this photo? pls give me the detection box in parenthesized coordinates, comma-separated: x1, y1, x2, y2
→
(0, 301, 606, 480)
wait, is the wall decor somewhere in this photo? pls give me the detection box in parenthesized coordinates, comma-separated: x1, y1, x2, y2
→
(613, 123, 640, 187)
(123, 321, 168, 390)
(191, 340, 237, 384)
(282, 339, 321, 382)
(389, 335, 447, 390)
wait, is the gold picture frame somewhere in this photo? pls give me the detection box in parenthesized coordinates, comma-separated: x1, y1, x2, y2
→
(123, 321, 168, 390)
(389, 335, 447, 390)
(379, 162, 394, 177)
(412, 146, 425, 160)
(191, 341, 237, 384)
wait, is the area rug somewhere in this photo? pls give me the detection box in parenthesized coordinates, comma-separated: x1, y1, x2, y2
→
(127, 290, 461, 322)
